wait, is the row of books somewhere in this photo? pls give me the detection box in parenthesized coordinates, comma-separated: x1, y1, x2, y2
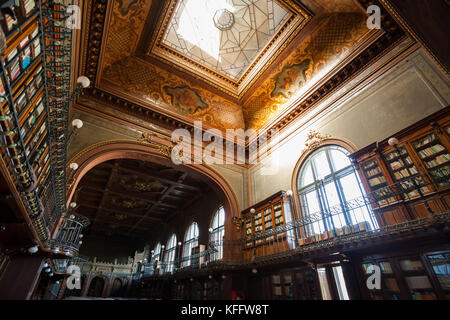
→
(393, 168, 418, 180)
(4, 25, 41, 84)
(368, 175, 386, 187)
(412, 133, 438, 149)
(15, 66, 43, 115)
(388, 157, 414, 170)
(298, 221, 372, 245)
(424, 154, 450, 169)
(19, 99, 45, 141)
(417, 144, 446, 159)
(365, 167, 382, 178)
(0, 0, 37, 35)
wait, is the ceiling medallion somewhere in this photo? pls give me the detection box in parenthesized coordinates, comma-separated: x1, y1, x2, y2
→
(213, 9, 235, 31)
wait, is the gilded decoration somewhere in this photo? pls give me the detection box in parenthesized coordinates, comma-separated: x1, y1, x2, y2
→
(119, 175, 165, 193)
(243, 13, 368, 129)
(103, 57, 245, 131)
(103, 0, 152, 69)
(304, 130, 331, 152)
(112, 197, 149, 209)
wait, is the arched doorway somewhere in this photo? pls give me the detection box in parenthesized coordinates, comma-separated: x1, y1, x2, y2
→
(65, 140, 241, 251)
(110, 278, 123, 297)
(87, 277, 105, 297)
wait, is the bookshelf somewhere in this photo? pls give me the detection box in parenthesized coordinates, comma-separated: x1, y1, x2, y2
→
(241, 191, 294, 259)
(0, 0, 55, 239)
(269, 268, 321, 300)
(360, 253, 445, 300)
(351, 109, 450, 224)
(426, 252, 450, 300)
(384, 146, 431, 198)
(411, 133, 450, 188)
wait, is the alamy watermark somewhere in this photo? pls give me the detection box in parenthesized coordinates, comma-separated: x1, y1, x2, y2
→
(170, 121, 280, 175)
(66, 265, 81, 290)
(366, 264, 381, 290)
(367, 5, 382, 30)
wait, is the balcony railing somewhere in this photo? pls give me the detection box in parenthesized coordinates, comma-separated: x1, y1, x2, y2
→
(136, 173, 450, 279)
(51, 255, 88, 274)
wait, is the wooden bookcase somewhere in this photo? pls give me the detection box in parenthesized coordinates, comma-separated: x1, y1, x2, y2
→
(241, 191, 295, 260)
(350, 108, 450, 227)
(0, 1, 53, 227)
(359, 249, 450, 300)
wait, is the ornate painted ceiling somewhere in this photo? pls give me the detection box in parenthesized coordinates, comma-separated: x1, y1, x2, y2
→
(73, 159, 211, 242)
(77, 0, 405, 133)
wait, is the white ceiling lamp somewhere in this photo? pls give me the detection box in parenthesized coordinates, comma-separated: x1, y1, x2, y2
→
(69, 163, 79, 171)
(69, 202, 77, 209)
(28, 246, 38, 254)
(72, 119, 84, 129)
(388, 137, 399, 146)
(77, 76, 91, 89)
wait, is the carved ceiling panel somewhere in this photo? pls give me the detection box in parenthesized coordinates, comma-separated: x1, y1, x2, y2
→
(74, 159, 210, 242)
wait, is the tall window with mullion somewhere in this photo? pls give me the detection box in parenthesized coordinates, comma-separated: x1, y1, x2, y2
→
(149, 242, 162, 275)
(182, 222, 199, 267)
(210, 206, 225, 261)
(297, 145, 377, 238)
(163, 234, 177, 274)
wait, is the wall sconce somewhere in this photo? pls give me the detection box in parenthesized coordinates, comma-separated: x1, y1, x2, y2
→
(79, 234, 83, 239)
(388, 137, 399, 147)
(208, 228, 213, 233)
(221, 275, 227, 280)
(45, 267, 51, 273)
(250, 208, 256, 214)
(178, 242, 182, 246)
(286, 190, 293, 197)
(49, 273, 54, 277)
(28, 246, 38, 254)
(252, 268, 258, 274)
(69, 163, 79, 171)
(69, 202, 77, 209)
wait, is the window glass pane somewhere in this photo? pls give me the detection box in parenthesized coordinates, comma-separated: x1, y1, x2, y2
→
(330, 148, 351, 171)
(324, 182, 346, 229)
(317, 268, 332, 300)
(304, 191, 324, 235)
(301, 162, 314, 187)
(339, 173, 376, 229)
(332, 266, 350, 300)
(313, 151, 331, 180)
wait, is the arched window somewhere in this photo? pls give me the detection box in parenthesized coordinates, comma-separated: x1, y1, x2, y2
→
(297, 145, 377, 237)
(210, 206, 225, 261)
(163, 234, 177, 274)
(182, 222, 199, 267)
(148, 242, 162, 275)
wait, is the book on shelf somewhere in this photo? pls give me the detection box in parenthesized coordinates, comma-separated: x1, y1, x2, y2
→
(22, 0, 36, 17)
(368, 176, 386, 187)
(7, 57, 21, 82)
(32, 38, 40, 58)
(0, 77, 5, 96)
(20, 45, 31, 69)
(5, 12, 18, 32)
(6, 48, 18, 62)
(16, 90, 27, 113)
(418, 144, 446, 158)
(413, 134, 436, 148)
(425, 154, 450, 169)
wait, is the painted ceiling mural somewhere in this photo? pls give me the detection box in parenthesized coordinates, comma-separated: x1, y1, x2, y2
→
(242, 12, 369, 129)
(99, 0, 369, 132)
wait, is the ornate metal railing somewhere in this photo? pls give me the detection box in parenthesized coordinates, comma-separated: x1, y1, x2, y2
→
(136, 173, 450, 279)
(51, 254, 88, 274)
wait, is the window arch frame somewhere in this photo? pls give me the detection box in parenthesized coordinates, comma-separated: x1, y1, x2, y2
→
(209, 206, 225, 261)
(182, 222, 199, 267)
(291, 138, 376, 237)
